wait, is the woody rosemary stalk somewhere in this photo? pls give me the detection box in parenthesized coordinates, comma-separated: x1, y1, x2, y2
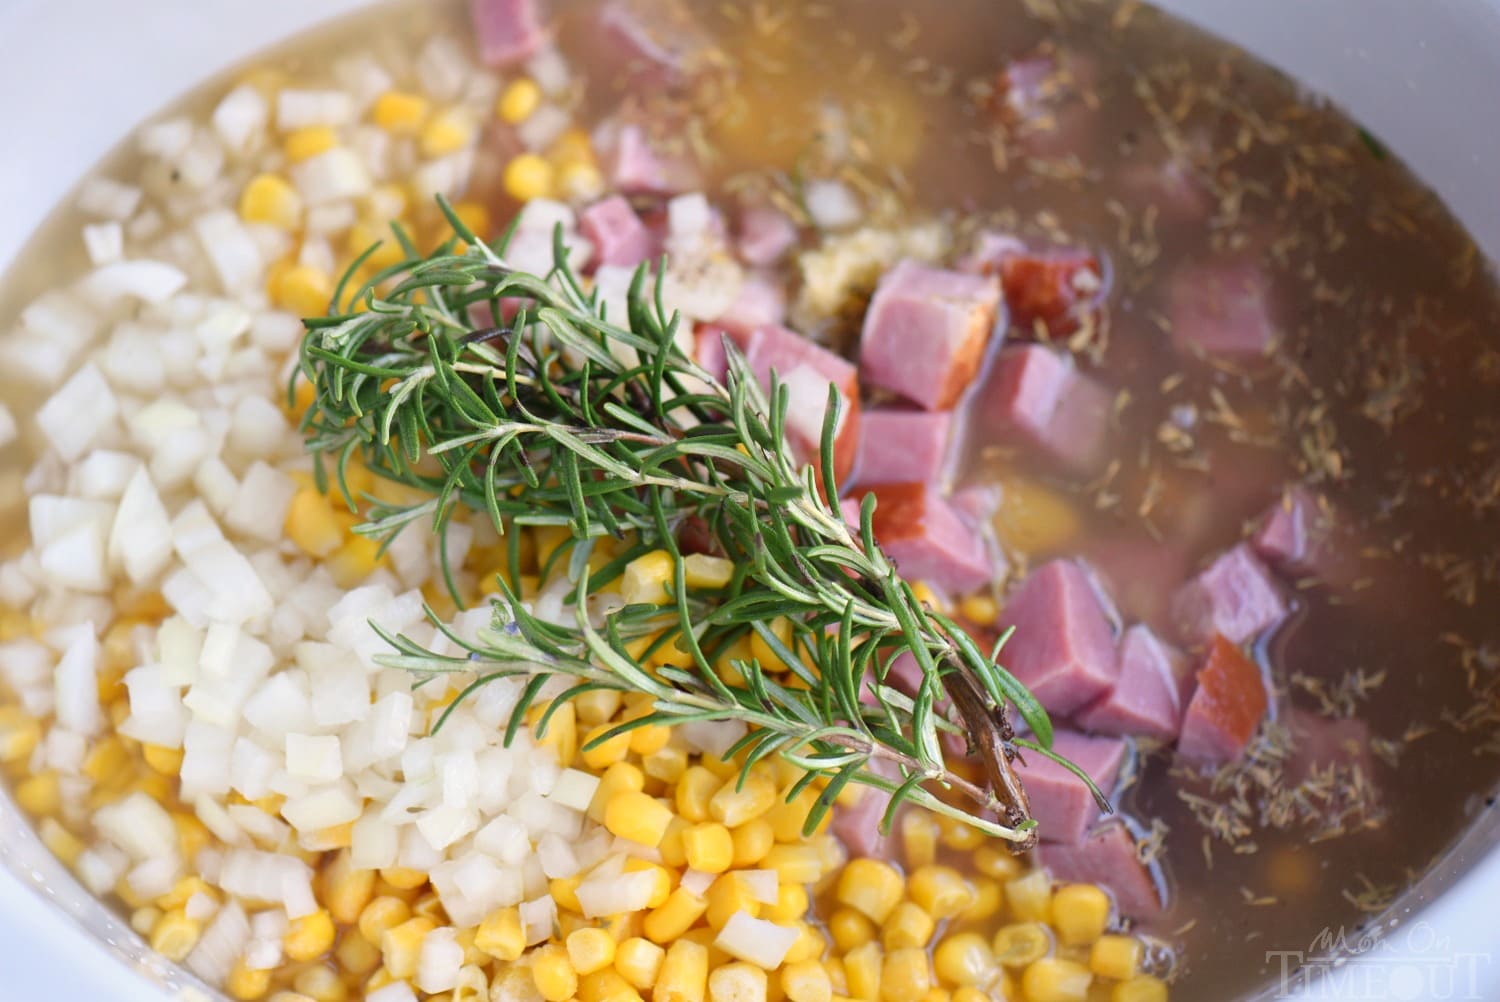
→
(296, 198, 1106, 847)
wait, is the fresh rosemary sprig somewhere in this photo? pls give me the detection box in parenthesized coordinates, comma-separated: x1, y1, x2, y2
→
(297, 197, 1104, 845)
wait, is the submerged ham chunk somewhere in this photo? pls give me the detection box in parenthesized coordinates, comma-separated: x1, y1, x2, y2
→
(1177, 635, 1269, 764)
(578, 196, 656, 269)
(1284, 707, 1374, 785)
(470, 0, 545, 68)
(736, 206, 799, 267)
(693, 325, 729, 383)
(1038, 821, 1165, 918)
(1000, 251, 1104, 337)
(1168, 259, 1278, 360)
(849, 409, 954, 490)
(995, 560, 1118, 715)
(831, 757, 902, 859)
(594, 0, 715, 87)
(596, 123, 699, 196)
(1075, 625, 1191, 740)
(1120, 156, 1212, 224)
(710, 272, 787, 336)
(1015, 730, 1125, 844)
(1171, 544, 1288, 646)
(859, 259, 1002, 411)
(1086, 535, 1194, 632)
(865, 484, 995, 595)
(737, 324, 860, 483)
(977, 345, 1111, 476)
(991, 51, 1099, 158)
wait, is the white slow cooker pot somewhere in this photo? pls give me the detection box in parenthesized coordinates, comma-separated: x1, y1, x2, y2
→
(1, 1, 1498, 999)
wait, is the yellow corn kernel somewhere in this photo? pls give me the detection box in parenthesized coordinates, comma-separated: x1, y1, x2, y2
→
(0, 707, 40, 763)
(131, 906, 162, 938)
(709, 772, 777, 828)
(540, 700, 580, 771)
(1089, 935, 1143, 981)
(364, 969, 395, 994)
(761, 844, 825, 885)
(605, 790, 674, 847)
(621, 550, 675, 606)
(880, 948, 932, 1002)
(705, 873, 760, 931)
(373, 90, 429, 134)
(725, 819, 771, 868)
(825, 957, 848, 995)
(581, 723, 633, 771)
(937, 814, 986, 851)
(291, 965, 346, 1002)
(922, 991, 952, 1002)
(380, 866, 429, 891)
(474, 906, 526, 962)
(503, 153, 555, 203)
(496, 78, 542, 124)
(148, 908, 200, 963)
(844, 942, 883, 1002)
(781, 959, 833, 1002)
(283, 908, 336, 962)
(682, 553, 735, 590)
(452, 200, 491, 241)
(381, 915, 436, 979)
(627, 720, 670, 756)
(531, 942, 579, 1002)
(908, 580, 943, 610)
(961, 877, 1003, 924)
(37, 822, 85, 870)
(422, 108, 476, 158)
(766, 786, 822, 843)
(550, 875, 583, 914)
(239, 174, 302, 230)
(658, 817, 690, 869)
(992, 922, 1053, 968)
(909, 866, 975, 920)
(1020, 958, 1092, 1002)
(674, 766, 719, 823)
(973, 845, 1024, 882)
(766, 882, 808, 924)
(357, 896, 411, 944)
(156, 876, 214, 913)
(567, 927, 618, 976)
(749, 617, 795, 672)
(322, 854, 375, 924)
(284, 125, 337, 162)
(579, 967, 644, 1002)
(957, 594, 998, 624)
(270, 265, 334, 318)
(644, 887, 708, 944)
(558, 160, 606, 202)
(334, 930, 381, 977)
(933, 932, 996, 987)
(1112, 975, 1168, 1002)
(81, 736, 129, 785)
(327, 534, 384, 588)
(835, 859, 904, 924)
(899, 811, 940, 869)
(953, 989, 999, 1002)
(616, 936, 666, 990)
(227, 957, 271, 1000)
(1005, 870, 1054, 924)
(1052, 884, 1111, 946)
(141, 742, 183, 776)
(883, 902, 935, 950)
(574, 689, 623, 727)
(14, 771, 60, 816)
(708, 963, 767, 1002)
(782, 922, 827, 964)
(992, 475, 1082, 556)
(657, 939, 709, 1002)
(828, 908, 875, 953)
(683, 823, 735, 874)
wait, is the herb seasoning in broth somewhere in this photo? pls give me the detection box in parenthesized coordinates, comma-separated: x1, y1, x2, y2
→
(1, 1, 1498, 1001)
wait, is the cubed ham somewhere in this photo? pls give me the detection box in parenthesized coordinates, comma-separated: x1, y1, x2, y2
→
(859, 259, 1002, 411)
(1167, 259, 1278, 360)
(995, 560, 1119, 715)
(596, 123, 700, 196)
(737, 324, 860, 484)
(849, 410, 954, 490)
(865, 484, 996, 595)
(736, 206, 799, 267)
(693, 325, 729, 383)
(1085, 535, 1193, 632)
(956, 231, 1026, 276)
(991, 51, 1099, 159)
(1037, 821, 1166, 918)
(470, 0, 544, 68)
(1120, 156, 1212, 224)
(1075, 625, 1191, 740)
(1284, 707, 1374, 785)
(999, 251, 1105, 337)
(578, 196, 656, 269)
(1177, 635, 1269, 764)
(710, 272, 787, 336)
(594, 0, 715, 88)
(831, 758, 902, 859)
(976, 345, 1112, 476)
(1015, 730, 1125, 844)
(1171, 544, 1288, 647)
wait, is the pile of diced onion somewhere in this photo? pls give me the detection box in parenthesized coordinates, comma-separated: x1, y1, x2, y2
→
(0, 19, 1170, 1002)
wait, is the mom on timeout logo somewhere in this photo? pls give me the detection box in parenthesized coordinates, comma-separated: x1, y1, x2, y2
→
(1266, 922, 1491, 1000)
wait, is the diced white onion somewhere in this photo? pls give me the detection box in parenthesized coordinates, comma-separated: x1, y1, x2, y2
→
(715, 910, 800, 969)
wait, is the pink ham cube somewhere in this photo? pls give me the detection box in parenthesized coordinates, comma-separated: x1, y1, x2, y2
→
(594, 0, 714, 88)
(596, 122, 700, 196)
(866, 484, 996, 595)
(849, 410, 954, 490)
(1284, 707, 1374, 785)
(1015, 730, 1125, 845)
(737, 325, 860, 485)
(859, 260, 1002, 411)
(470, 0, 544, 68)
(831, 757, 903, 859)
(1038, 821, 1166, 918)
(710, 272, 787, 337)
(736, 206, 799, 267)
(1171, 544, 1288, 647)
(977, 345, 1112, 476)
(990, 51, 1100, 160)
(693, 325, 729, 383)
(995, 560, 1119, 716)
(1177, 635, 1269, 764)
(1075, 625, 1191, 740)
(578, 196, 656, 270)
(1085, 535, 1194, 632)
(1168, 259, 1278, 360)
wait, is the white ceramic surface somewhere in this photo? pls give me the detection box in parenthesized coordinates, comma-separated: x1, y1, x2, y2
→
(1, 1, 1498, 999)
